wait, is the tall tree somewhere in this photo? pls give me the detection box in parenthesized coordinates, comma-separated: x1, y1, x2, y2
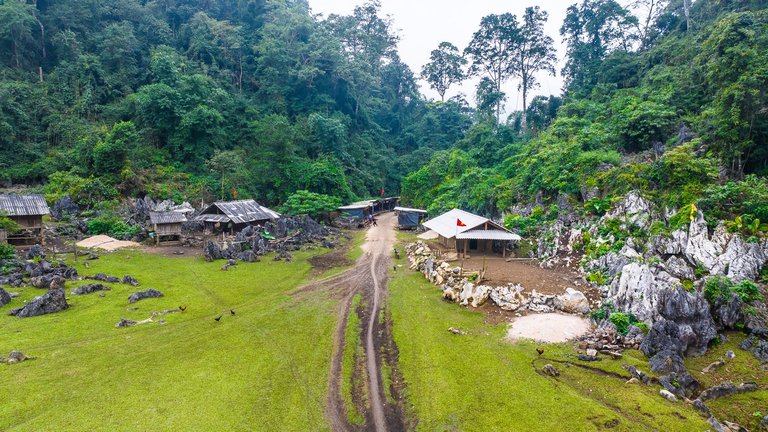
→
(0, 0, 37, 68)
(420, 42, 466, 102)
(512, 7, 557, 131)
(560, 0, 638, 94)
(465, 13, 520, 122)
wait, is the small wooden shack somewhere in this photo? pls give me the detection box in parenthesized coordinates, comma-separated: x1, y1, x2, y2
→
(195, 199, 280, 234)
(337, 201, 375, 221)
(394, 206, 427, 229)
(0, 194, 50, 246)
(422, 208, 521, 258)
(149, 211, 187, 245)
(373, 197, 399, 213)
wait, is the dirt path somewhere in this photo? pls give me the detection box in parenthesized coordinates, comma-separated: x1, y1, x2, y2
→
(361, 213, 396, 432)
(302, 213, 401, 432)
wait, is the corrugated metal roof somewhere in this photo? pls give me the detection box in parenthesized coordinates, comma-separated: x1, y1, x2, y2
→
(422, 209, 510, 239)
(0, 194, 50, 216)
(198, 200, 280, 224)
(457, 229, 521, 241)
(394, 206, 427, 214)
(195, 214, 230, 223)
(149, 211, 187, 224)
(338, 200, 375, 210)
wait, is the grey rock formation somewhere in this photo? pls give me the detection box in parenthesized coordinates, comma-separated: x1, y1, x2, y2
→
(25, 245, 46, 260)
(608, 263, 661, 323)
(740, 335, 768, 363)
(655, 230, 688, 255)
(10, 288, 69, 317)
(128, 288, 164, 304)
(554, 288, 590, 314)
(71, 283, 111, 295)
(655, 286, 717, 356)
(0, 287, 11, 307)
(122, 275, 139, 286)
(685, 212, 722, 271)
(713, 235, 767, 282)
(712, 294, 745, 329)
(698, 382, 759, 401)
(604, 191, 654, 229)
(50, 195, 79, 221)
(86, 273, 121, 283)
(664, 256, 695, 281)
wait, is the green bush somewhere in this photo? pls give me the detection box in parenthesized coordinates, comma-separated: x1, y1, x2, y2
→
(0, 243, 16, 259)
(584, 197, 612, 216)
(281, 190, 341, 220)
(733, 280, 764, 304)
(704, 276, 734, 303)
(609, 312, 634, 335)
(87, 215, 142, 240)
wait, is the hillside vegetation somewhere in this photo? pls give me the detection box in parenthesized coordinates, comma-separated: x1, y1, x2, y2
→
(0, 0, 468, 205)
(402, 0, 768, 224)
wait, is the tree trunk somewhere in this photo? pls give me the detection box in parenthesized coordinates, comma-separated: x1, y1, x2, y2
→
(13, 39, 19, 69)
(683, 0, 692, 31)
(520, 79, 528, 132)
(36, 16, 46, 59)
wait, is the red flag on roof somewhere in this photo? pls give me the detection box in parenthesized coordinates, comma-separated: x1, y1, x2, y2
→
(457, 219, 466, 227)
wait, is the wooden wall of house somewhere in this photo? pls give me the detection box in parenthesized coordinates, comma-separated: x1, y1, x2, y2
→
(0, 229, 6, 244)
(10, 215, 43, 229)
(156, 223, 182, 236)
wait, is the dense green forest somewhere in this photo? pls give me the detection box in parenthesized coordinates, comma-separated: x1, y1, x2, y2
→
(0, 0, 470, 206)
(403, 0, 768, 224)
(1, 0, 767, 222)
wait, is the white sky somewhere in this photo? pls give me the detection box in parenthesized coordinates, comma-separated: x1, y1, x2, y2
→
(308, 0, 571, 116)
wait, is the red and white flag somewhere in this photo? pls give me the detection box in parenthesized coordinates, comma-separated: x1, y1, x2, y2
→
(457, 219, 466, 227)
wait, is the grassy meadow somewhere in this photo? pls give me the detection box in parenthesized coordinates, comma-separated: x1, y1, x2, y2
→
(0, 247, 340, 431)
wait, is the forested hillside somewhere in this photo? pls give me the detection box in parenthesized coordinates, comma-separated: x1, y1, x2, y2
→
(403, 0, 768, 226)
(0, 0, 469, 206)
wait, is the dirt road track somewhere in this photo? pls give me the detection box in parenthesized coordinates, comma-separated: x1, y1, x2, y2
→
(306, 213, 402, 432)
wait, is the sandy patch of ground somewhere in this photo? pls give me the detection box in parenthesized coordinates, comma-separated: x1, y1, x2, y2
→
(76, 235, 141, 251)
(506, 313, 592, 343)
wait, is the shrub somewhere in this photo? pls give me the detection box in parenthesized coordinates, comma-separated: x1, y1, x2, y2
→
(584, 197, 612, 216)
(281, 190, 341, 220)
(87, 215, 142, 240)
(0, 243, 16, 259)
(733, 280, 764, 304)
(588, 271, 607, 285)
(704, 276, 734, 303)
(609, 312, 633, 335)
(635, 322, 650, 333)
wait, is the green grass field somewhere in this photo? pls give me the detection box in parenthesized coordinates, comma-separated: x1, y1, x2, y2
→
(0, 248, 337, 431)
(388, 232, 712, 431)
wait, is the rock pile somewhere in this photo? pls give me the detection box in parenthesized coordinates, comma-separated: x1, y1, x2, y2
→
(405, 241, 591, 314)
(71, 283, 111, 295)
(128, 289, 163, 304)
(204, 216, 339, 262)
(9, 288, 69, 318)
(577, 322, 645, 355)
(0, 287, 11, 307)
(0, 257, 78, 288)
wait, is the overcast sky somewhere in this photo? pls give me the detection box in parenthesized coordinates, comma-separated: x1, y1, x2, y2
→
(308, 0, 571, 116)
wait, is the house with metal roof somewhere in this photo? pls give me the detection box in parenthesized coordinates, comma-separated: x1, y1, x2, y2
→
(194, 200, 280, 234)
(394, 206, 427, 229)
(422, 208, 521, 258)
(0, 194, 50, 245)
(337, 200, 376, 220)
(149, 211, 188, 245)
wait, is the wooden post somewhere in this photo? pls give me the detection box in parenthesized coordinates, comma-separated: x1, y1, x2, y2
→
(154, 224, 159, 245)
(463, 239, 468, 259)
(503, 240, 506, 258)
